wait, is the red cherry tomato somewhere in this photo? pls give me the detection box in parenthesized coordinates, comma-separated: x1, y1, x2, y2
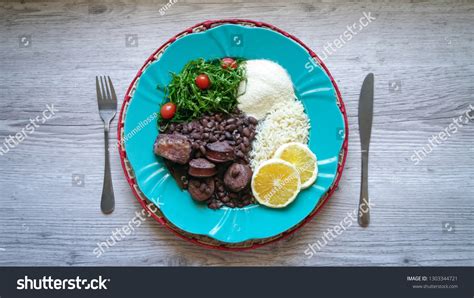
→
(221, 57, 237, 69)
(160, 102, 176, 120)
(195, 74, 211, 90)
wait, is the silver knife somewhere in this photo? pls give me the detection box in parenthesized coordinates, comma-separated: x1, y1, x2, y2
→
(358, 73, 374, 227)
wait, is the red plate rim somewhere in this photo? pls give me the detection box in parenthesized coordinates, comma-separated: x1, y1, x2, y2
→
(117, 19, 349, 251)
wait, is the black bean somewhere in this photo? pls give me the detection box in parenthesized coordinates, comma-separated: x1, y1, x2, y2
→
(248, 116, 258, 125)
(229, 192, 239, 199)
(235, 150, 244, 158)
(218, 185, 225, 192)
(249, 132, 256, 140)
(225, 132, 232, 140)
(226, 201, 235, 208)
(227, 118, 236, 124)
(225, 124, 236, 131)
(209, 135, 217, 142)
(221, 196, 230, 203)
(199, 145, 206, 155)
(243, 137, 250, 146)
(192, 142, 199, 150)
(242, 127, 250, 137)
(219, 135, 226, 141)
(235, 139, 242, 145)
(202, 132, 209, 139)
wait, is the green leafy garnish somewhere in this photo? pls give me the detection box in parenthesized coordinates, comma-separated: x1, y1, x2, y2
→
(158, 58, 245, 123)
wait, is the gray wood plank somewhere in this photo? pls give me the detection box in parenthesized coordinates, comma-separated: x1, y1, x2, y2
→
(0, 0, 473, 266)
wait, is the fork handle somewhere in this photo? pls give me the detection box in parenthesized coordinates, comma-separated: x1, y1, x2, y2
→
(358, 149, 370, 227)
(101, 123, 115, 214)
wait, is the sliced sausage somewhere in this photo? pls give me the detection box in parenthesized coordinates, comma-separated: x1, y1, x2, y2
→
(205, 141, 235, 163)
(224, 163, 252, 192)
(154, 133, 192, 165)
(188, 178, 215, 202)
(188, 158, 217, 177)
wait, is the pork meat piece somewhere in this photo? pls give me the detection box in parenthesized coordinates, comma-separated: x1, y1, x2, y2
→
(154, 133, 192, 165)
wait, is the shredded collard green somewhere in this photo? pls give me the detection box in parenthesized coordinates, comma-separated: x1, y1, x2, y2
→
(158, 58, 245, 123)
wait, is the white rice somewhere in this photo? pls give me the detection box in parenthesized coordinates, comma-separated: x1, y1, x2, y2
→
(249, 100, 310, 169)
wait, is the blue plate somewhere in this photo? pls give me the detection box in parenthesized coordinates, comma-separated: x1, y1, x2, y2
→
(123, 23, 345, 243)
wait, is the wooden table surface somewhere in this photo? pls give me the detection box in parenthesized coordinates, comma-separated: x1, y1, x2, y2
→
(0, 0, 473, 266)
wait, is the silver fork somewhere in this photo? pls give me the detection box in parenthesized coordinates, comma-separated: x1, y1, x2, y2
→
(96, 76, 117, 214)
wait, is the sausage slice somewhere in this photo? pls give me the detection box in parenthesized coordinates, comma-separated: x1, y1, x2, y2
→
(224, 163, 252, 192)
(205, 141, 235, 163)
(188, 158, 217, 177)
(188, 178, 215, 202)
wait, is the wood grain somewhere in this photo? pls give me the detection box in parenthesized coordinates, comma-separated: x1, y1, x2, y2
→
(0, 0, 473, 266)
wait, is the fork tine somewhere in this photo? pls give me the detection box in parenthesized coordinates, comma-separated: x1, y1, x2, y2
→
(96, 76, 102, 101)
(100, 76, 107, 100)
(104, 76, 112, 100)
(107, 76, 117, 102)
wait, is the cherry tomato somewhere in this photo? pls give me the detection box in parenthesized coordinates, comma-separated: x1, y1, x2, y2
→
(195, 74, 211, 90)
(221, 57, 237, 69)
(160, 102, 176, 120)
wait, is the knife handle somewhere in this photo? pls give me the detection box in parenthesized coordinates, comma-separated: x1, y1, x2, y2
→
(358, 149, 370, 227)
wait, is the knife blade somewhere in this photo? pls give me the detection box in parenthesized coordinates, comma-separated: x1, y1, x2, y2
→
(358, 73, 374, 227)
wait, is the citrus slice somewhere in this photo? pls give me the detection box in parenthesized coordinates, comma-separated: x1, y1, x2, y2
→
(251, 159, 301, 208)
(273, 142, 318, 189)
